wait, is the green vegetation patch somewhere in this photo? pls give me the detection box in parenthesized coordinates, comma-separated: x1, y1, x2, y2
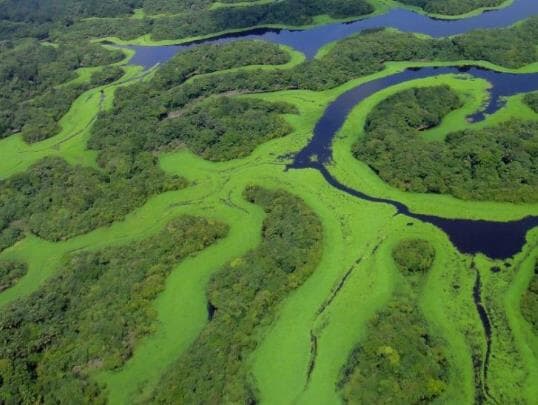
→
(89, 41, 297, 161)
(0, 157, 185, 252)
(0, 40, 123, 142)
(339, 293, 449, 403)
(150, 186, 323, 404)
(0, 260, 27, 292)
(339, 238, 448, 403)
(397, 0, 505, 15)
(0, 215, 228, 403)
(521, 261, 538, 331)
(524, 92, 538, 113)
(158, 97, 297, 160)
(66, 0, 374, 42)
(153, 40, 291, 88)
(353, 85, 538, 202)
(89, 65, 125, 86)
(392, 239, 436, 274)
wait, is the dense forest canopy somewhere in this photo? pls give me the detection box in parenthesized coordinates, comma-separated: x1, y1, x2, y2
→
(0, 0, 374, 40)
(0, 0, 537, 404)
(0, 216, 228, 403)
(353, 86, 538, 202)
(0, 261, 27, 292)
(0, 39, 123, 140)
(151, 186, 323, 403)
(0, 155, 185, 252)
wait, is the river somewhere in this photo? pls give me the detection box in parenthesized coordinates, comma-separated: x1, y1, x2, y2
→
(127, 0, 538, 259)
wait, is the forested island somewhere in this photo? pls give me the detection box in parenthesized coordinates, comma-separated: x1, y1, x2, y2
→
(0, 0, 537, 404)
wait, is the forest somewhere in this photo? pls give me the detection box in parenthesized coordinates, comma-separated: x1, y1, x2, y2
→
(150, 186, 323, 404)
(339, 239, 448, 404)
(0, 39, 123, 141)
(353, 85, 538, 202)
(0, 0, 537, 404)
(0, 215, 228, 403)
(0, 260, 27, 292)
(399, 0, 504, 15)
(0, 155, 186, 252)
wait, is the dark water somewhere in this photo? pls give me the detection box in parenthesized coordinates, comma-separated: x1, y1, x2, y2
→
(289, 66, 538, 259)
(313, 164, 538, 259)
(128, 0, 538, 68)
(291, 66, 538, 166)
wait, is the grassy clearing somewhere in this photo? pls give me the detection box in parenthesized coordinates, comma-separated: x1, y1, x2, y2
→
(473, 231, 538, 403)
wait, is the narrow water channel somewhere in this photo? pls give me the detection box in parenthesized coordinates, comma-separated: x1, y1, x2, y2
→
(127, 0, 538, 68)
(289, 66, 538, 259)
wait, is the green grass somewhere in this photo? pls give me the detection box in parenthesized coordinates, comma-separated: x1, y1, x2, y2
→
(94, 0, 517, 47)
(0, 61, 145, 180)
(371, 0, 514, 20)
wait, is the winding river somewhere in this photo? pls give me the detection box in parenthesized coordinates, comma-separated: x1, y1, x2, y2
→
(128, 0, 538, 68)
(289, 66, 538, 259)
(126, 0, 538, 260)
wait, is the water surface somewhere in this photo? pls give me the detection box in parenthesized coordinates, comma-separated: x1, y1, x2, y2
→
(128, 0, 538, 68)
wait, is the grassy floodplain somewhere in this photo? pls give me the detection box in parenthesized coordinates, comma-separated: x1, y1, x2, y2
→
(0, 49, 144, 180)
(375, 0, 515, 20)
(1, 6, 537, 405)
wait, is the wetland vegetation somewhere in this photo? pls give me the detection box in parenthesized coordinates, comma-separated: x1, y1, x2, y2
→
(0, 0, 537, 403)
(353, 85, 538, 202)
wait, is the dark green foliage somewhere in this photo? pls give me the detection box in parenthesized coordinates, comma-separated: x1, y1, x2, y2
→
(0, 261, 27, 292)
(157, 97, 297, 160)
(142, 0, 212, 15)
(151, 186, 323, 404)
(0, 0, 144, 39)
(151, 18, 538, 113)
(19, 83, 89, 142)
(398, 0, 504, 15)
(524, 92, 538, 113)
(392, 239, 436, 274)
(339, 241, 446, 404)
(0, 157, 185, 250)
(521, 262, 538, 331)
(0, 39, 123, 140)
(316, 18, 538, 77)
(365, 85, 461, 133)
(0, 216, 228, 404)
(150, 0, 373, 41)
(339, 293, 448, 404)
(90, 65, 124, 86)
(152, 40, 290, 89)
(89, 41, 296, 161)
(66, 0, 373, 41)
(354, 86, 538, 202)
